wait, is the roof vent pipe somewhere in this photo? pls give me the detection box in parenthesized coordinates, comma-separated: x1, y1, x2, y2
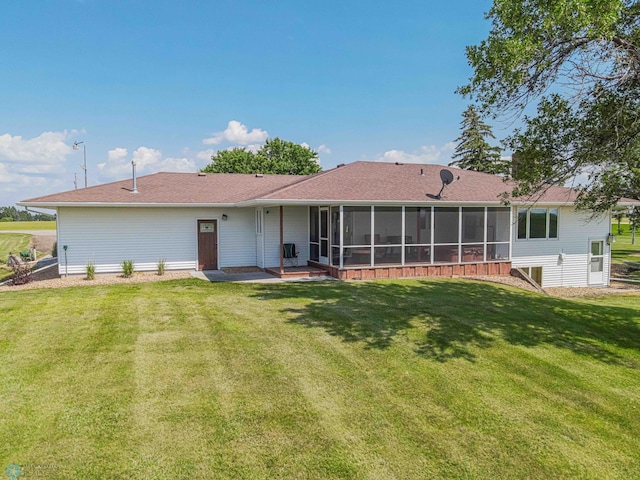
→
(131, 160, 138, 193)
(420, 168, 424, 176)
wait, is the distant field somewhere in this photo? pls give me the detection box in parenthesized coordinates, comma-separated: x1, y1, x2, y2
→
(0, 221, 56, 231)
(0, 220, 56, 232)
(611, 222, 640, 263)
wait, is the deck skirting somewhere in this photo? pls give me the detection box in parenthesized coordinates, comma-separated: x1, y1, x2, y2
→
(308, 261, 512, 280)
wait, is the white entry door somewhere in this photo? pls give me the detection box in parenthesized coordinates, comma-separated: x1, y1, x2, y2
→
(588, 240, 605, 285)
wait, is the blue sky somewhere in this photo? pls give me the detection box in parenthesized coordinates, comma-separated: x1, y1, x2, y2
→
(0, 0, 500, 206)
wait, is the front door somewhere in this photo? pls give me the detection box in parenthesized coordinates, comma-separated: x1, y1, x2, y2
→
(198, 219, 218, 270)
(319, 207, 329, 264)
(588, 239, 604, 285)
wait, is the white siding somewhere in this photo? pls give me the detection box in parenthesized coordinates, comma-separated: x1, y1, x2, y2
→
(511, 207, 611, 287)
(57, 206, 258, 275)
(263, 206, 309, 267)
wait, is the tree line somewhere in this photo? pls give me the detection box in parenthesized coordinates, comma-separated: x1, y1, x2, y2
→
(0, 206, 54, 222)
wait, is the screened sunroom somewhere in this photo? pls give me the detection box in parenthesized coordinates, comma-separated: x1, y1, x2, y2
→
(308, 205, 511, 270)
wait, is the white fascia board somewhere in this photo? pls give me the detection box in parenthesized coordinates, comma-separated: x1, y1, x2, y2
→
(245, 199, 512, 207)
(17, 201, 237, 208)
(510, 201, 575, 207)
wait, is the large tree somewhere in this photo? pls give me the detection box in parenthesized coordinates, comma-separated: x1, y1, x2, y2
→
(449, 105, 505, 174)
(459, 0, 640, 212)
(202, 138, 321, 175)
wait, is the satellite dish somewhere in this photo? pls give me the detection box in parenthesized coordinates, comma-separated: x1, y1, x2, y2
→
(440, 169, 454, 185)
(426, 169, 460, 200)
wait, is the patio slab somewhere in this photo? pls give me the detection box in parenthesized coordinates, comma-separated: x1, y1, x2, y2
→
(190, 270, 335, 283)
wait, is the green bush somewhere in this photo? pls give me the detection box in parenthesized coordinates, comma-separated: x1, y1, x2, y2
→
(86, 262, 96, 280)
(1, 217, 13, 222)
(157, 258, 166, 276)
(121, 259, 134, 278)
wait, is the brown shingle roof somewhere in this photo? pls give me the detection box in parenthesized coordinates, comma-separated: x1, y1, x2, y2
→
(260, 161, 578, 204)
(20, 172, 310, 205)
(20, 161, 586, 207)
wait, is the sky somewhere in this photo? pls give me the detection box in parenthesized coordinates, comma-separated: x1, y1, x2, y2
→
(0, 0, 501, 207)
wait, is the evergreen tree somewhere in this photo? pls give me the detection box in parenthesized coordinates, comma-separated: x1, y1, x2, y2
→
(449, 105, 504, 175)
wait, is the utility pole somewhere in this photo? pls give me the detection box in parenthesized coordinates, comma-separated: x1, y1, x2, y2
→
(73, 141, 87, 188)
(74, 173, 78, 190)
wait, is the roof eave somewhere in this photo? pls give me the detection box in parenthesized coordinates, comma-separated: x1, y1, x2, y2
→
(17, 201, 239, 208)
(252, 199, 510, 207)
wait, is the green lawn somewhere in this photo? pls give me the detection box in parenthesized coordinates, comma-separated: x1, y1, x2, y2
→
(0, 220, 56, 231)
(1, 278, 640, 479)
(611, 223, 640, 263)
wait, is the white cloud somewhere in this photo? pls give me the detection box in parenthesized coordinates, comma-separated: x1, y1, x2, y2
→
(203, 120, 269, 146)
(157, 157, 196, 171)
(318, 144, 332, 154)
(98, 147, 196, 179)
(245, 144, 262, 153)
(375, 142, 456, 164)
(300, 142, 310, 149)
(0, 130, 77, 204)
(0, 131, 73, 168)
(196, 149, 215, 161)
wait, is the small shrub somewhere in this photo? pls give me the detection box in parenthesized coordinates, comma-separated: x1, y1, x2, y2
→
(11, 263, 32, 285)
(157, 258, 166, 276)
(86, 262, 96, 280)
(52, 242, 58, 258)
(121, 259, 134, 278)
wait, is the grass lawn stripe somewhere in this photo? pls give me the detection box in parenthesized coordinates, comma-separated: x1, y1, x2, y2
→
(1, 278, 640, 479)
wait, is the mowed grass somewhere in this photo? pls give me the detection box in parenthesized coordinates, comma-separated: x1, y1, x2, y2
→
(0, 220, 56, 231)
(611, 222, 640, 263)
(1, 278, 640, 479)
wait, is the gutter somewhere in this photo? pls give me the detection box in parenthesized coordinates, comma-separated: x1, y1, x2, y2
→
(17, 202, 239, 208)
(238, 199, 576, 207)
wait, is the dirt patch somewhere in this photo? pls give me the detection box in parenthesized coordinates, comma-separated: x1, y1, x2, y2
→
(466, 274, 540, 293)
(30, 235, 56, 256)
(468, 273, 640, 297)
(545, 285, 640, 297)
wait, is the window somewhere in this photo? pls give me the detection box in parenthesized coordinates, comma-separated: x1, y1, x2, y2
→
(255, 209, 263, 235)
(373, 207, 402, 265)
(343, 206, 371, 246)
(521, 266, 543, 286)
(517, 208, 558, 240)
(434, 207, 459, 244)
(342, 206, 372, 266)
(486, 207, 510, 260)
(405, 207, 431, 246)
(322, 205, 512, 268)
(405, 207, 431, 264)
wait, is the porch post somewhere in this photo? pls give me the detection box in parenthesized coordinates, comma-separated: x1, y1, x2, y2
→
(279, 205, 284, 274)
